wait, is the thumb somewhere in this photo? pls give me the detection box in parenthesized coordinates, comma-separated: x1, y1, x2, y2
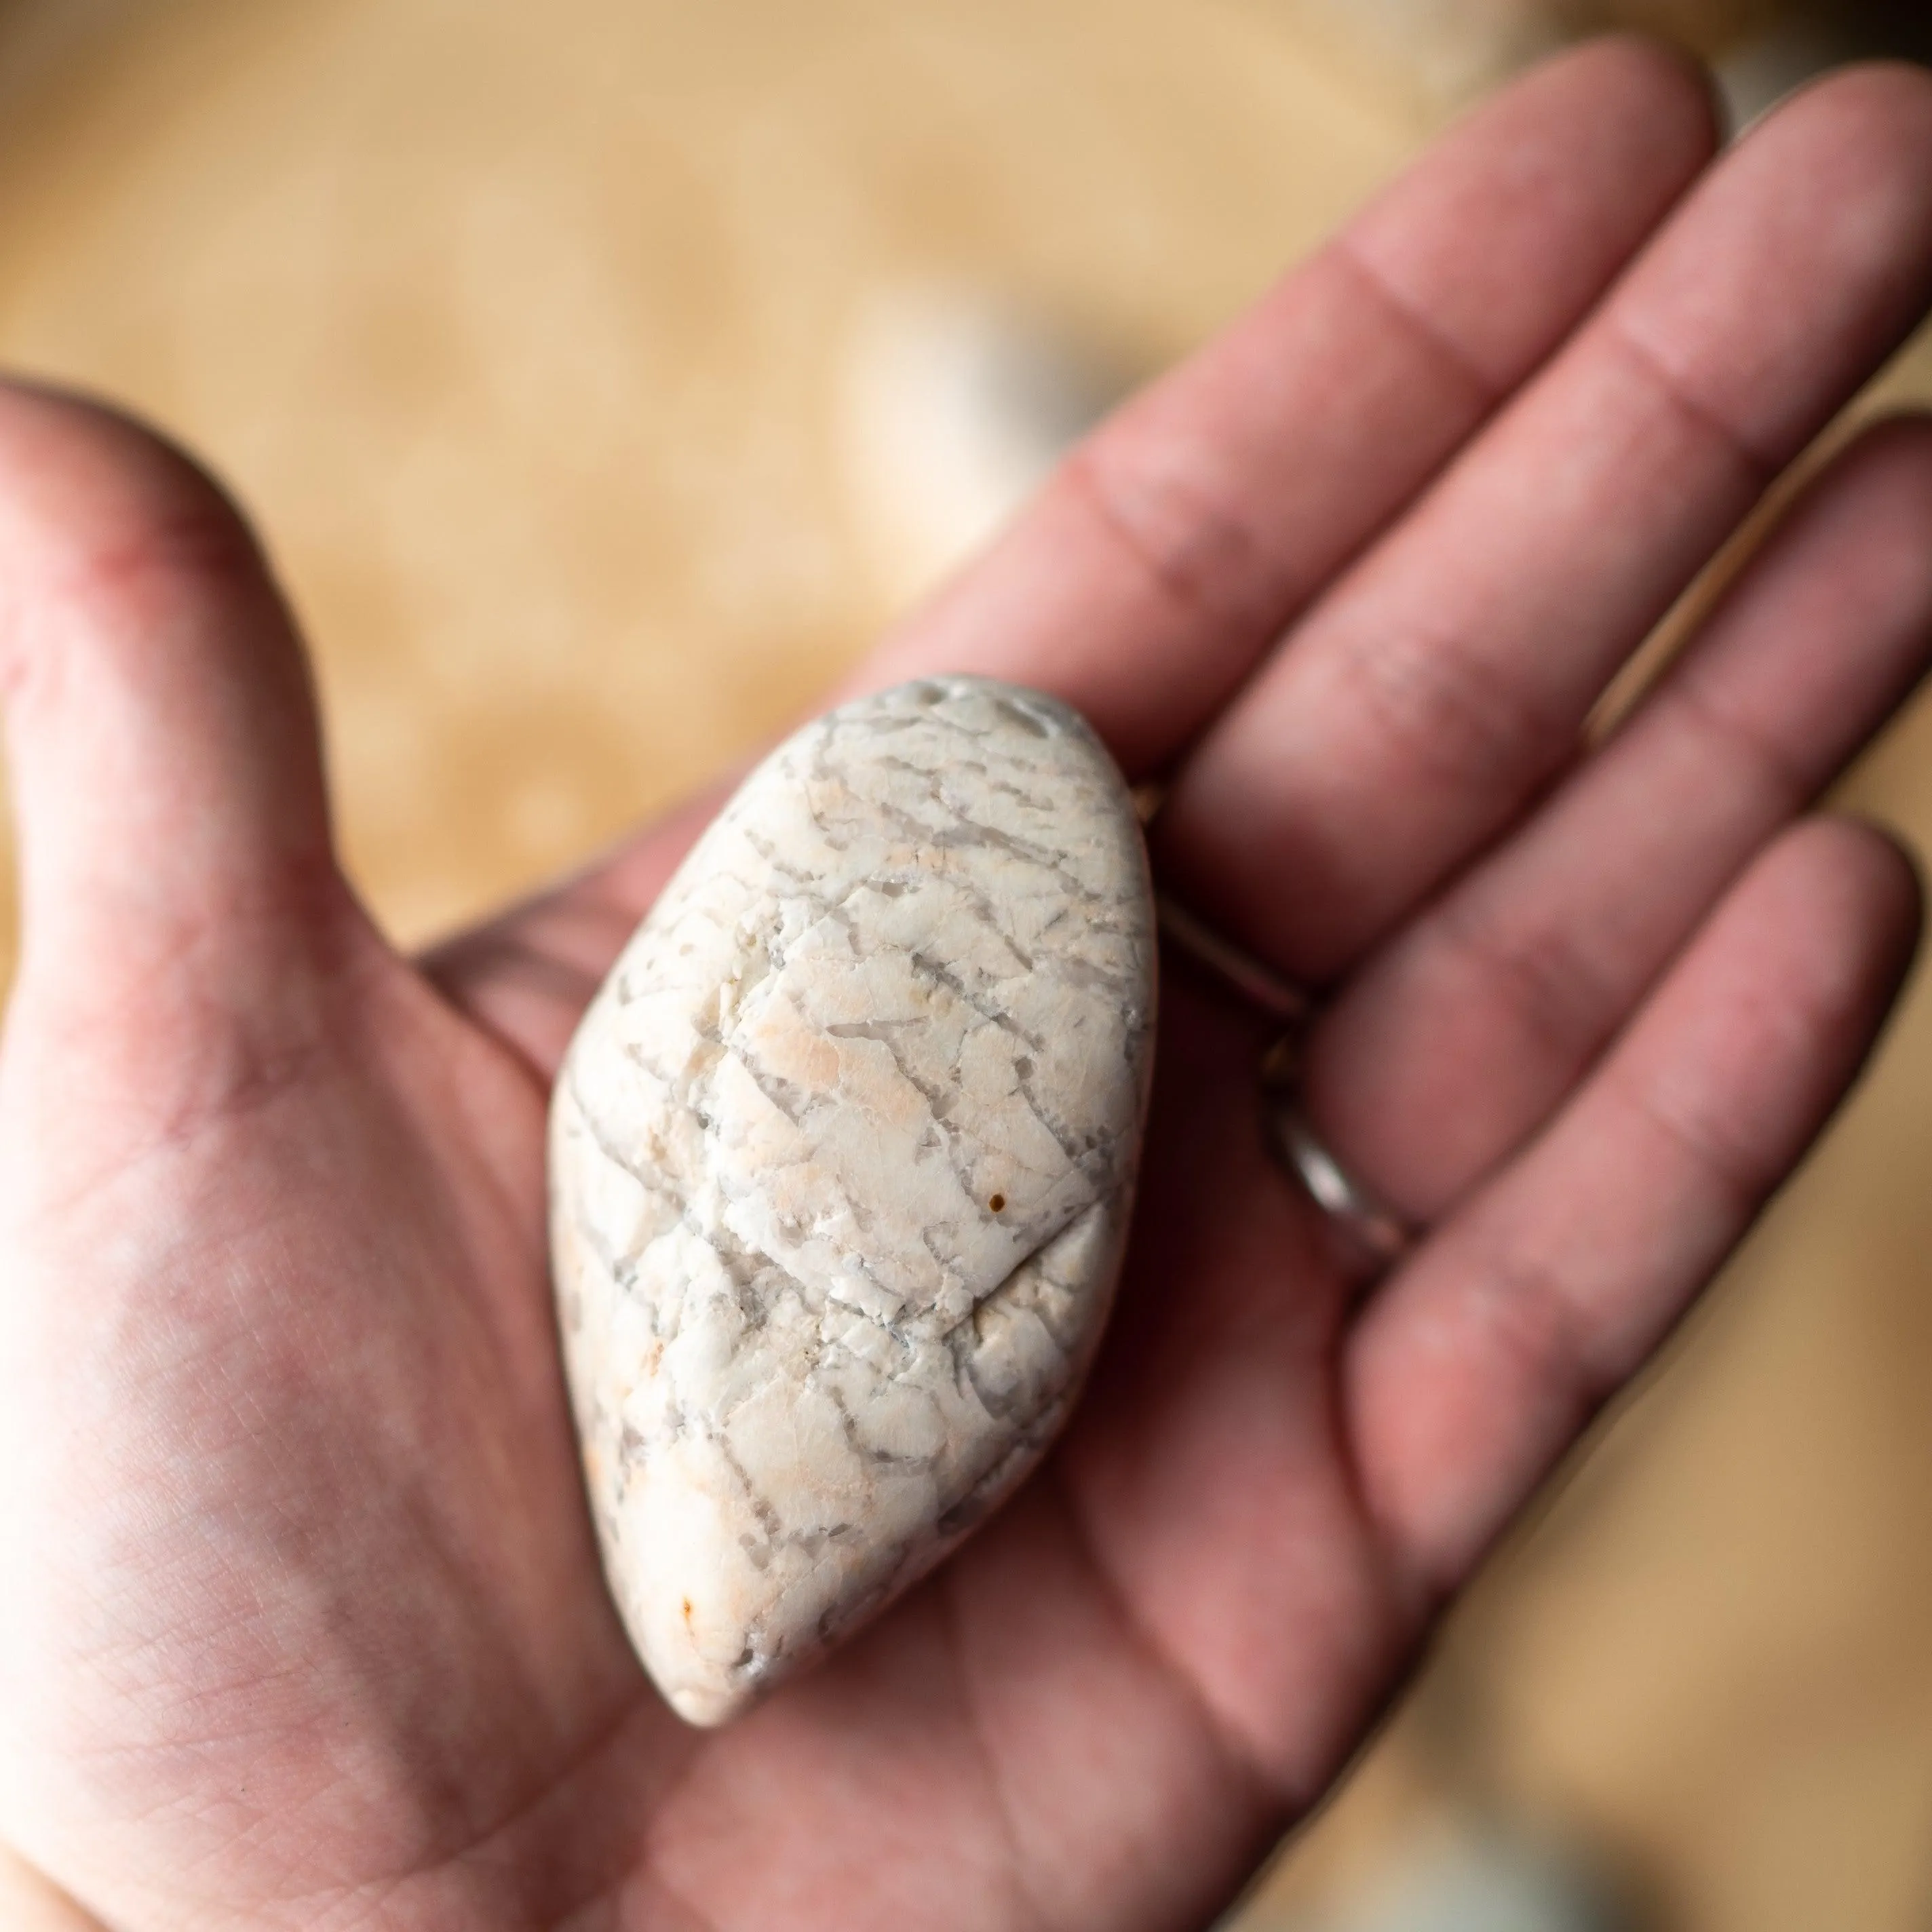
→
(0, 385, 350, 1004)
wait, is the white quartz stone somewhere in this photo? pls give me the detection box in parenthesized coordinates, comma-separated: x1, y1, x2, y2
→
(549, 675, 1156, 1724)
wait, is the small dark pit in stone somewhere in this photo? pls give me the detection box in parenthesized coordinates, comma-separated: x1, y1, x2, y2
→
(988, 1193, 1006, 1213)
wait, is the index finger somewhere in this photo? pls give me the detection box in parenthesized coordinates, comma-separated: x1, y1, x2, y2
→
(851, 36, 1719, 774)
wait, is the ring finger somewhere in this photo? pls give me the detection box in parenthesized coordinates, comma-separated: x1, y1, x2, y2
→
(1302, 413, 1932, 1225)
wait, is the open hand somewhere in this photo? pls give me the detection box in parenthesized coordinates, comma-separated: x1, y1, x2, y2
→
(4, 39, 1932, 1931)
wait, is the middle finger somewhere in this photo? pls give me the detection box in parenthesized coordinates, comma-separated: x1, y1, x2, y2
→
(1156, 63, 1932, 982)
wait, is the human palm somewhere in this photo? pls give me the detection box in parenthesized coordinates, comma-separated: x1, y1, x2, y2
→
(5, 40, 1932, 1932)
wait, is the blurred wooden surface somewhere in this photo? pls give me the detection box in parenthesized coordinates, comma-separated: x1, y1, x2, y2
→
(0, 3, 1927, 1928)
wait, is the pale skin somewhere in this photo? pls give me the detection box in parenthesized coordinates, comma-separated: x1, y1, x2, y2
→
(2, 37, 1932, 1932)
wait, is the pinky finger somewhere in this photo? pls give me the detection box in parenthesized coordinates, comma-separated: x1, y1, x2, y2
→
(1345, 815, 1922, 1604)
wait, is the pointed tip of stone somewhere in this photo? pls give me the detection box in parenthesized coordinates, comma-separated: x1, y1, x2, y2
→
(657, 1672, 752, 1729)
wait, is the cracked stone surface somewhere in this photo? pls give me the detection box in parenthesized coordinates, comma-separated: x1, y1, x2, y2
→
(549, 675, 1157, 1724)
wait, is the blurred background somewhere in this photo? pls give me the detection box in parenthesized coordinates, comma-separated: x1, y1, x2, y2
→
(0, 1, 1928, 1927)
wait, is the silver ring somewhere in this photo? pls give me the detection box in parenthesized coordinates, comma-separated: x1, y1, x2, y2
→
(1156, 891, 1416, 1275)
(1262, 1079, 1415, 1275)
